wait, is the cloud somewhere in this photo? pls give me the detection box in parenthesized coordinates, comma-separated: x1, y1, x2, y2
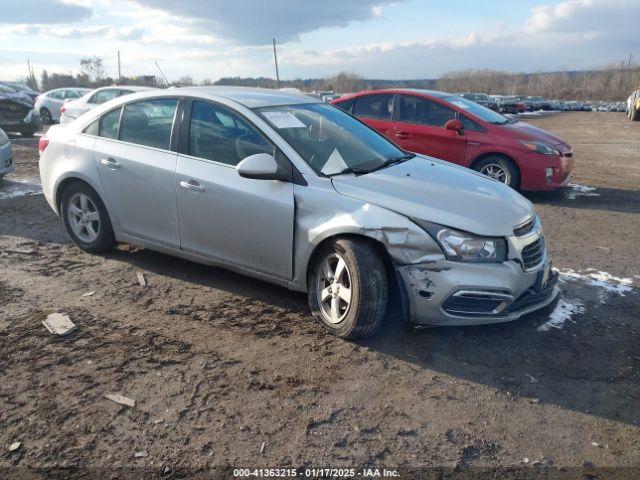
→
(129, 0, 400, 44)
(3, 24, 145, 41)
(1, 0, 92, 24)
(525, 0, 640, 37)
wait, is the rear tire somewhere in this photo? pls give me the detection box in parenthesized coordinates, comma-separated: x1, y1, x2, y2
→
(473, 156, 520, 190)
(40, 107, 52, 125)
(308, 238, 388, 339)
(60, 181, 115, 253)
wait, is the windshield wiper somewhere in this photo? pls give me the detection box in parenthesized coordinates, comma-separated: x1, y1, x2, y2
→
(326, 153, 415, 177)
(325, 165, 373, 177)
(367, 153, 415, 173)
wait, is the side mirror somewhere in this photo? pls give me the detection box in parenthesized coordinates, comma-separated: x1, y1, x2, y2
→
(236, 153, 286, 181)
(445, 119, 464, 135)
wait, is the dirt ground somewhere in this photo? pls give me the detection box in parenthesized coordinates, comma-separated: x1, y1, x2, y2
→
(1, 112, 639, 479)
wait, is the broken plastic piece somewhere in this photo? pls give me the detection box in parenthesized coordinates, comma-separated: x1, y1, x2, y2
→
(42, 313, 77, 336)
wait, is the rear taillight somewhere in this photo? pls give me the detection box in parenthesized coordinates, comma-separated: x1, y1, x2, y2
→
(38, 137, 49, 155)
(60, 106, 66, 114)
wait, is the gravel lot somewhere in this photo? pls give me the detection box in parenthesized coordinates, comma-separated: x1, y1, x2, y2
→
(1, 112, 639, 479)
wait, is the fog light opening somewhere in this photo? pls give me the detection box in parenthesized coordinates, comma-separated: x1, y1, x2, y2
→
(545, 167, 554, 184)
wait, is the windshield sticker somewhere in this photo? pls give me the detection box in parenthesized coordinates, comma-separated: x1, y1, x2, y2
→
(451, 100, 471, 109)
(262, 111, 306, 129)
(321, 148, 348, 175)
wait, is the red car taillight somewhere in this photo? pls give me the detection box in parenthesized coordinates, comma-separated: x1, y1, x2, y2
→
(60, 106, 66, 114)
(38, 137, 49, 155)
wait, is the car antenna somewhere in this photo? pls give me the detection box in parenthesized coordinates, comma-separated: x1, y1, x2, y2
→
(155, 61, 171, 88)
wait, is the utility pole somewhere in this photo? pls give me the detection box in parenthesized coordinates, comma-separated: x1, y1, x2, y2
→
(155, 61, 170, 87)
(272, 37, 280, 89)
(117, 50, 122, 82)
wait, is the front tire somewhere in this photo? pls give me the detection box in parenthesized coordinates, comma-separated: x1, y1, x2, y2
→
(473, 156, 520, 190)
(308, 238, 388, 339)
(60, 181, 115, 253)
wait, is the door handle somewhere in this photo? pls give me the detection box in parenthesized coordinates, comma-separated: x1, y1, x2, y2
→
(395, 131, 410, 139)
(100, 158, 120, 169)
(179, 180, 205, 192)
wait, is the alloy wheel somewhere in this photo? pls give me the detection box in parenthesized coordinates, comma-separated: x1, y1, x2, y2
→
(67, 193, 100, 243)
(41, 108, 52, 124)
(480, 163, 511, 185)
(316, 253, 352, 324)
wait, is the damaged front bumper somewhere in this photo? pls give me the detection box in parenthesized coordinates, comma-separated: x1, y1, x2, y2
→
(397, 257, 559, 326)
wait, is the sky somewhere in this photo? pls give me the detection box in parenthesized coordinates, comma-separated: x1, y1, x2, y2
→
(0, 0, 638, 83)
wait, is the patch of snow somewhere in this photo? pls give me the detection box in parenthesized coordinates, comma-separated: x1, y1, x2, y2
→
(537, 297, 585, 331)
(557, 268, 634, 296)
(0, 178, 42, 200)
(565, 183, 600, 199)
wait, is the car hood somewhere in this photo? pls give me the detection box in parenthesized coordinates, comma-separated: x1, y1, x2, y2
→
(331, 156, 534, 237)
(499, 121, 567, 146)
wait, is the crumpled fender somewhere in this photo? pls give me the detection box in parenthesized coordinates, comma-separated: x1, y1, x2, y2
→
(290, 180, 443, 292)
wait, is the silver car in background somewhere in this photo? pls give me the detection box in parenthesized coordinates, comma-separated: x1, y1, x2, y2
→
(35, 87, 93, 124)
(60, 86, 154, 124)
(39, 87, 558, 339)
(0, 127, 14, 180)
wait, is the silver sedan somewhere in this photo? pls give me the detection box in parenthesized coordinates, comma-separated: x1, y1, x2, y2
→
(39, 87, 558, 339)
(0, 128, 14, 179)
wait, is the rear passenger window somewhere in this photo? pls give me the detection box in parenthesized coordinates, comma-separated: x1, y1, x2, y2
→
(91, 89, 118, 105)
(188, 100, 272, 166)
(399, 95, 457, 127)
(119, 98, 178, 150)
(353, 94, 393, 120)
(98, 107, 122, 139)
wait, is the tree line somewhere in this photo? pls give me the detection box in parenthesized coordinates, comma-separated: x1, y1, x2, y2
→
(23, 57, 640, 101)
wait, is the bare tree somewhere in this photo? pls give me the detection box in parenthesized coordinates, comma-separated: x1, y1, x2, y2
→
(80, 56, 106, 84)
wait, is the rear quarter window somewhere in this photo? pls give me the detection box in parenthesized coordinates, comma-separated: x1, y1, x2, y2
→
(333, 98, 355, 113)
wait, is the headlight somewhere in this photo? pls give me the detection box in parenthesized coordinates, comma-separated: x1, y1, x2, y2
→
(519, 140, 560, 156)
(413, 220, 507, 263)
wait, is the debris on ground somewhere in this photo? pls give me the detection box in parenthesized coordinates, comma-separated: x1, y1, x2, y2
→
(4, 247, 37, 255)
(81, 291, 96, 297)
(104, 393, 136, 408)
(137, 272, 147, 286)
(42, 313, 77, 336)
(134, 450, 148, 458)
(9, 442, 22, 452)
(525, 374, 538, 384)
(260, 441, 266, 454)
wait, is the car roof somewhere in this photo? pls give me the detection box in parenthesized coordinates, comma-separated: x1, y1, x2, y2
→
(340, 88, 454, 100)
(174, 86, 321, 108)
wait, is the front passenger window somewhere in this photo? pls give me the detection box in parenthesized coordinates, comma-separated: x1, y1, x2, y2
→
(188, 101, 272, 166)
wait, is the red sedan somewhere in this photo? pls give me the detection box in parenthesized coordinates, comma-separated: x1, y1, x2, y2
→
(332, 89, 574, 190)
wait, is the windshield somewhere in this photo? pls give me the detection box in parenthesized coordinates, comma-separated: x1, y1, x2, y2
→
(256, 103, 410, 176)
(445, 96, 515, 125)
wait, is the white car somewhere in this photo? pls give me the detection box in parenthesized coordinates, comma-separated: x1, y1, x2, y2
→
(35, 88, 92, 124)
(60, 86, 154, 124)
